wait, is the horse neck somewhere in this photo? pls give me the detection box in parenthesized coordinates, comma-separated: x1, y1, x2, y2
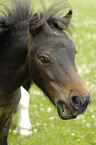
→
(10, 29, 30, 89)
(0, 28, 30, 94)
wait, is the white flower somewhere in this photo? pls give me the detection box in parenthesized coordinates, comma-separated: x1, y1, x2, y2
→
(85, 81, 90, 86)
(47, 108, 51, 113)
(33, 104, 37, 108)
(13, 130, 17, 135)
(35, 111, 38, 114)
(36, 122, 40, 126)
(33, 129, 37, 134)
(40, 104, 43, 107)
(33, 90, 38, 95)
(82, 120, 86, 123)
(9, 129, 11, 133)
(77, 139, 80, 141)
(43, 97, 46, 100)
(77, 116, 81, 120)
(33, 90, 41, 95)
(90, 108, 93, 112)
(71, 133, 75, 136)
(90, 84, 96, 89)
(48, 116, 54, 120)
(32, 125, 35, 128)
(36, 114, 39, 117)
(43, 123, 47, 127)
(85, 70, 90, 74)
(40, 108, 44, 111)
(91, 115, 95, 118)
(86, 123, 90, 128)
(61, 127, 64, 130)
(51, 124, 54, 128)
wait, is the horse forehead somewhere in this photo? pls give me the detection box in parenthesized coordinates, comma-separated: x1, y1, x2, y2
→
(48, 37, 75, 61)
(36, 34, 74, 54)
(49, 36, 73, 53)
(43, 35, 71, 47)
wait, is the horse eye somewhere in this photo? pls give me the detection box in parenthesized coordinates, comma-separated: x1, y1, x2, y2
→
(39, 56, 50, 64)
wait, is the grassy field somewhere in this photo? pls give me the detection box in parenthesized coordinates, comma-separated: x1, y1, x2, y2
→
(1, 0, 96, 144)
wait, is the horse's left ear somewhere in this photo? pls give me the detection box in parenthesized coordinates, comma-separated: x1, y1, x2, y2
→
(63, 9, 73, 28)
(52, 9, 73, 31)
(29, 13, 42, 37)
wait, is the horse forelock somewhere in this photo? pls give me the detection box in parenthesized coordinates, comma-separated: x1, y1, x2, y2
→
(0, 0, 72, 39)
(29, 0, 72, 36)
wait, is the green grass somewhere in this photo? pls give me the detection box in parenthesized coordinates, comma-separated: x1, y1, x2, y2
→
(1, 0, 96, 144)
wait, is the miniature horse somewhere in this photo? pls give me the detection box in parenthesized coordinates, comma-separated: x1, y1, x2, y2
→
(0, 0, 91, 144)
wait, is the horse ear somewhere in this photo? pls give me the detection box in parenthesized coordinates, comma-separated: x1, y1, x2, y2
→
(63, 9, 73, 28)
(52, 10, 73, 31)
(29, 13, 42, 37)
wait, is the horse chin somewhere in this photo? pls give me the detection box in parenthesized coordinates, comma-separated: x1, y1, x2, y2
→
(56, 101, 77, 120)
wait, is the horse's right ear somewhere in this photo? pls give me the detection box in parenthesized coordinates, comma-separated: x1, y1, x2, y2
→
(29, 13, 42, 37)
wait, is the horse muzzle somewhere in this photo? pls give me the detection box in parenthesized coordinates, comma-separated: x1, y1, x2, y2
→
(56, 92, 91, 120)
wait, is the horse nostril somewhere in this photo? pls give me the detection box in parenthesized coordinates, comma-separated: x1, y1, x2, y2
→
(70, 95, 84, 109)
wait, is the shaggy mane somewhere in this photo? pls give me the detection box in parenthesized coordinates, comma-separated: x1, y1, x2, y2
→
(0, 0, 71, 37)
(29, 0, 72, 35)
(0, 0, 33, 35)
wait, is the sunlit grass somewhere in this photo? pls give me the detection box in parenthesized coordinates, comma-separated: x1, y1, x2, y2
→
(2, 0, 95, 144)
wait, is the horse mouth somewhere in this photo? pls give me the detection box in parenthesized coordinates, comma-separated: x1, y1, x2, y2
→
(57, 101, 76, 120)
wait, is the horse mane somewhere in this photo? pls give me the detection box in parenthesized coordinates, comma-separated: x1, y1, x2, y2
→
(0, 0, 33, 35)
(0, 0, 71, 38)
